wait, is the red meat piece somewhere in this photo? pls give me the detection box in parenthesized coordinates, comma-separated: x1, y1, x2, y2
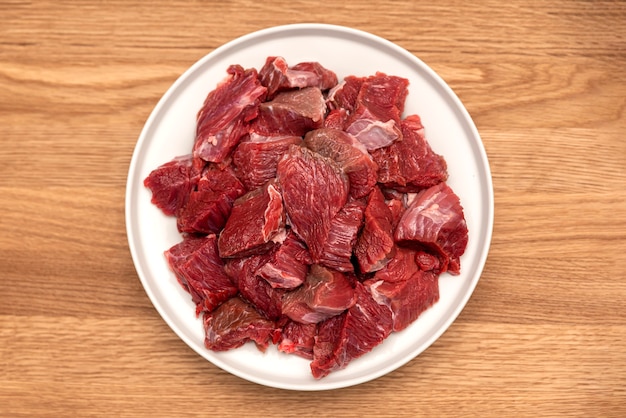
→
(290, 61, 338, 91)
(232, 133, 302, 191)
(371, 115, 448, 192)
(224, 254, 284, 320)
(366, 270, 439, 332)
(218, 181, 285, 258)
(415, 250, 441, 273)
(194, 65, 267, 163)
(143, 155, 199, 217)
(327, 75, 364, 113)
(176, 165, 246, 234)
(163, 235, 206, 298)
(277, 320, 317, 360)
(282, 265, 356, 324)
(164, 235, 237, 316)
(322, 108, 349, 130)
(394, 182, 468, 275)
(203, 297, 279, 352)
(346, 117, 401, 151)
(258, 57, 338, 99)
(276, 145, 349, 262)
(257, 230, 311, 289)
(310, 282, 393, 379)
(252, 87, 326, 137)
(372, 245, 419, 284)
(318, 199, 366, 273)
(304, 128, 379, 199)
(164, 235, 206, 271)
(344, 73, 409, 150)
(386, 197, 406, 229)
(354, 187, 396, 273)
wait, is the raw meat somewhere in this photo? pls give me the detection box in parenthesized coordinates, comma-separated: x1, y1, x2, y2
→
(232, 133, 302, 190)
(318, 199, 366, 273)
(143, 154, 198, 217)
(394, 182, 468, 274)
(164, 235, 237, 316)
(304, 128, 379, 199)
(276, 145, 349, 262)
(176, 164, 246, 234)
(282, 264, 356, 324)
(415, 250, 441, 273)
(163, 234, 207, 298)
(252, 87, 326, 137)
(310, 282, 393, 379)
(194, 65, 267, 163)
(163, 234, 206, 275)
(346, 118, 401, 151)
(259, 56, 338, 99)
(203, 297, 279, 351)
(371, 115, 448, 192)
(354, 187, 396, 273)
(322, 108, 349, 130)
(344, 73, 409, 150)
(366, 270, 439, 332)
(327, 75, 364, 113)
(144, 57, 470, 379)
(224, 254, 284, 320)
(256, 230, 311, 289)
(291, 62, 338, 91)
(385, 197, 406, 228)
(277, 320, 317, 360)
(372, 245, 420, 284)
(218, 181, 285, 258)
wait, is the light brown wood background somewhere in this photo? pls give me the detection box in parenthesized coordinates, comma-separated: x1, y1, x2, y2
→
(1, 1, 625, 416)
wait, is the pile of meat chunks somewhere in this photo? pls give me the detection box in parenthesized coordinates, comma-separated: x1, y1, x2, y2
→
(144, 57, 468, 379)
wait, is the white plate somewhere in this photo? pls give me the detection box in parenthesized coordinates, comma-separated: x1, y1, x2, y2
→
(125, 23, 494, 391)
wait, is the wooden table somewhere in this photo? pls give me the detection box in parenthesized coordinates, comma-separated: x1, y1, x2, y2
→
(1, 1, 625, 416)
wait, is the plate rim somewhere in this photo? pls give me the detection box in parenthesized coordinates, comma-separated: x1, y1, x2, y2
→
(125, 22, 494, 391)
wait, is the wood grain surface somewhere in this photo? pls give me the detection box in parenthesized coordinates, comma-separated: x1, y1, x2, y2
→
(1, 1, 625, 416)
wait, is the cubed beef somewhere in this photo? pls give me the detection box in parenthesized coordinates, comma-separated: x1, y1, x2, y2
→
(164, 235, 237, 315)
(276, 145, 349, 262)
(322, 108, 349, 130)
(318, 199, 366, 273)
(304, 128, 379, 199)
(290, 61, 338, 91)
(277, 320, 317, 360)
(176, 165, 246, 235)
(371, 115, 448, 192)
(256, 230, 311, 289)
(194, 65, 267, 163)
(310, 282, 393, 379)
(366, 270, 439, 332)
(354, 187, 396, 273)
(223, 254, 284, 320)
(326, 75, 364, 113)
(144, 58, 467, 379)
(218, 181, 285, 258)
(282, 265, 356, 324)
(232, 133, 302, 191)
(394, 182, 468, 275)
(203, 297, 279, 352)
(251, 87, 326, 137)
(259, 56, 338, 99)
(343, 73, 409, 150)
(372, 245, 419, 284)
(143, 154, 199, 217)
(415, 250, 441, 273)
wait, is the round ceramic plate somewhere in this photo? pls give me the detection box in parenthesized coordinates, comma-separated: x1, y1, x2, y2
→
(125, 23, 494, 391)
